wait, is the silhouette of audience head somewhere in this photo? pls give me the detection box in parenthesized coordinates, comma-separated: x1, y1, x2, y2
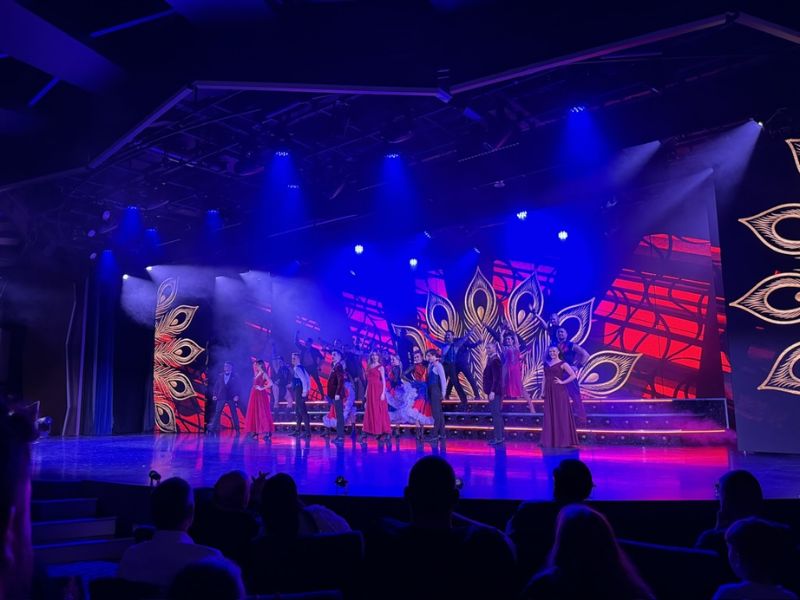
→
(547, 505, 652, 599)
(0, 405, 36, 600)
(261, 473, 302, 537)
(726, 517, 792, 584)
(404, 456, 459, 527)
(213, 471, 250, 512)
(717, 470, 763, 525)
(152, 477, 195, 532)
(553, 459, 593, 504)
(169, 559, 245, 600)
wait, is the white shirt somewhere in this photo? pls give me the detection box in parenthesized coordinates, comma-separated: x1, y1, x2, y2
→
(713, 581, 798, 600)
(224, 372, 231, 385)
(294, 365, 310, 395)
(303, 505, 352, 535)
(431, 361, 447, 397)
(117, 530, 223, 587)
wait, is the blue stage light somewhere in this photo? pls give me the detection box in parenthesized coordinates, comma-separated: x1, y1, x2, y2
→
(516, 210, 528, 221)
(89, 252, 97, 261)
(354, 244, 364, 255)
(122, 274, 130, 280)
(207, 209, 219, 215)
(385, 153, 400, 159)
(424, 230, 432, 239)
(146, 266, 153, 272)
(558, 230, 569, 241)
(275, 151, 289, 157)
(473, 247, 481, 254)
(409, 257, 418, 268)
(349, 269, 357, 276)
(287, 183, 300, 189)
(569, 105, 587, 114)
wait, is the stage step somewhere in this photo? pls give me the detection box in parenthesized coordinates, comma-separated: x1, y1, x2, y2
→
(34, 537, 134, 565)
(32, 498, 98, 522)
(32, 517, 117, 544)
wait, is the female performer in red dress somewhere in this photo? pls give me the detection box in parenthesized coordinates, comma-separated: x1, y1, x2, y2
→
(404, 347, 433, 439)
(244, 359, 274, 441)
(361, 351, 391, 445)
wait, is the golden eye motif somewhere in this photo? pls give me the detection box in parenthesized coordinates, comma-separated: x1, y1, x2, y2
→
(730, 272, 800, 325)
(759, 341, 800, 396)
(739, 203, 800, 256)
(787, 139, 800, 175)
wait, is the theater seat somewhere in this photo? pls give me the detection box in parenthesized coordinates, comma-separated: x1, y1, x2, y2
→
(620, 539, 727, 600)
(89, 577, 162, 600)
(244, 531, 364, 596)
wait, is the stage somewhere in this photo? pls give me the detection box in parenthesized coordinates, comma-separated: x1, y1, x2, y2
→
(31, 434, 800, 501)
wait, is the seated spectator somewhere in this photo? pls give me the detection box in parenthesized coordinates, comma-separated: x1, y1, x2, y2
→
(169, 559, 245, 600)
(367, 455, 517, 599)
(190, 471, 260, 562)
(522, 504, 653, 600)
(696, 470, 763, 558)
(260, 473, 350, 537)
(507, 458, 593, 579)
(0, 405, 36, 600)
(712, 518, 798, 600)
(118, 477, 225, 588)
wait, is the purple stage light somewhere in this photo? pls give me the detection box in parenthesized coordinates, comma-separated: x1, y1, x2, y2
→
(558, 230, 569, 241)
(275, 151, 289, 157)
(569, 105, 587, 114)
(385, 153, 400, 159)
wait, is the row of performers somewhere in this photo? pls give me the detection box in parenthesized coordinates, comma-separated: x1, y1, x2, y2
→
(208, 333, 588, 449)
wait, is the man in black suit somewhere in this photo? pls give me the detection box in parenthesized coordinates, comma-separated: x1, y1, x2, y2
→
(209, 361, 242, 433)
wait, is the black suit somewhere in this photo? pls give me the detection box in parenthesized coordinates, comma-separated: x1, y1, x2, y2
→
(209, 372, 242, 432)
(442, 338, 479, 403)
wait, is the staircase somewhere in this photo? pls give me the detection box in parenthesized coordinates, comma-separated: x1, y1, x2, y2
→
(32, 496, 133, 591)
(273, 397, 731, 446)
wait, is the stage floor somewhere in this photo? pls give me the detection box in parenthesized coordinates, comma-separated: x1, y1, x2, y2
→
(31, 433, 800, 501)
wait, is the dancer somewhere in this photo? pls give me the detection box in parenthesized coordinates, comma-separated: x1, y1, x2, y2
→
(244, 360, 274, 441)
(395, 329, 416, 370)
(555, 327, 590, 422)
(295, 332, 325, 400)
(361, 351, 391, 445)
(270, 355, 293, 412)
(405, 346, 433, 439)
(424, 348, 448, 443)
(386, 354, 416, 436)
(488, 322, 529, 400)
(541, 346, 579, 448)
(209, 361, 242, 434)
(343, 342, 367, 404)
(483, 342, 505, 445)
(289, 353, 311, 438)
(441, 329, 479, 409)
(322, 349, 347, 442)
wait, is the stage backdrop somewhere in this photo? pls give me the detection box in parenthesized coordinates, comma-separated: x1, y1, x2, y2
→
(152, 171, 730, 433)
(718, 136, 800, 454)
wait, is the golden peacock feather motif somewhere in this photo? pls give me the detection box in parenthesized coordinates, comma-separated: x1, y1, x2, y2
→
(396, 267, 641, 399)
(738, 204, 800, 256)
(152, 277, 205, 432)
(758, 341, 800, 396)
(730, 272, 800, 325)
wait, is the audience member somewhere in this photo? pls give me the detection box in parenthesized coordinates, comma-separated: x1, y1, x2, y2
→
(367, 455, 517, 599)
(190, 471, 260, 562)
(118, 477, 225, 588)
(168, 559, 245, 600)
(0, 404, 36, 600)
(712, 518, 798, 600)
(696, 470, 764, 557)
(507, 458, 593, 580)
(522, 504, 654, 600)
(260, 473, 350, 537)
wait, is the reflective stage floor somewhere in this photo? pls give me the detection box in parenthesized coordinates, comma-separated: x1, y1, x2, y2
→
(31, 433, 800, 501)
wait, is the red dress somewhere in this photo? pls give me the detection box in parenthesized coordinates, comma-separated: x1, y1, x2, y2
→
(362, 365, 391, 435)
(244, 373, 274, 434)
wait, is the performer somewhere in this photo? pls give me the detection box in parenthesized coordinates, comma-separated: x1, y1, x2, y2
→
(405, 346, 433, 439)
(361, 351, 391, 445)
(295, 332, 325, 400)
(289, 353, 311, 438)
(441, 329, 479, 409)
(395, 329, 416, 370)
(343, 342, 367, 404)
(323, 349, 347, 442)
(424, 348, 448, 443)
(244, 360, 274, 441)
(386, 354, 416, 436)
(541, 346, 579, 448)
(555, 327, 590, 422)
(209, 361, 242, 434)
(483, 342, 505, 445)
(270, 355, 293, 412)
(488, 322, 529, 400)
